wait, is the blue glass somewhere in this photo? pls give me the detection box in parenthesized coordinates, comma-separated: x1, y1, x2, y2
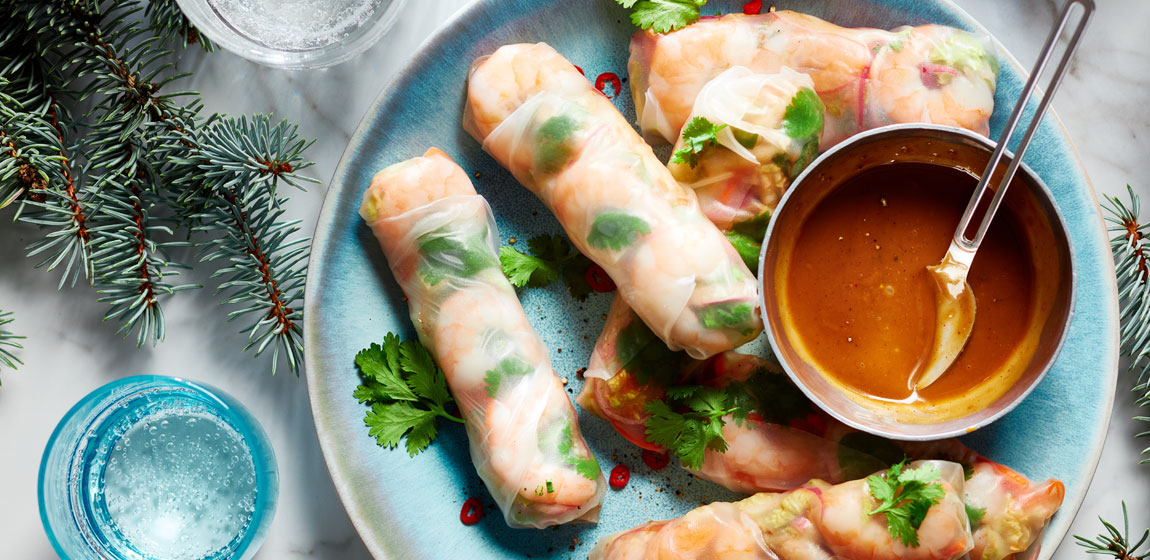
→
(39, 376, 278, 560)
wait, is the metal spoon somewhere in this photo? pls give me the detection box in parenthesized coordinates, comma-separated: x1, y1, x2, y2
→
(915, 0, 1094, 391)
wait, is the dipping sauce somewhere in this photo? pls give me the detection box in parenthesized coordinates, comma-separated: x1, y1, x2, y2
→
(783, 162, 1035, 405)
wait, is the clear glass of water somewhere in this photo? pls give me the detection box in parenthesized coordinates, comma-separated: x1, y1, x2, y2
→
(39, 376, 278, 560)
(175, 0, 407, 69)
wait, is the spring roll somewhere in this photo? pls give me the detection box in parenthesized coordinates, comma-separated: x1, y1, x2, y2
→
(591, 460, 975, 560)
(630, 11, 997, 148)
(359, 148, 605, 528)
(463, 42, 762, 360)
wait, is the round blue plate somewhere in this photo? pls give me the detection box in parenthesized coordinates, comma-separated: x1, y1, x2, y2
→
(304, 1, 1118, 557)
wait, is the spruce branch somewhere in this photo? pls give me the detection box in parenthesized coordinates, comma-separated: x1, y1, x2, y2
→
(175, 115, 317, 375)
(0, 310, 23, 378)
(0, 18, 93, 287)
(1076, 502, 1149, 560)
(0, 0, 316, 374)
(1103, 185, 1150, 462)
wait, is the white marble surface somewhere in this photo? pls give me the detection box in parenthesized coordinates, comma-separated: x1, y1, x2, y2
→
(1, 0, 1147, 557)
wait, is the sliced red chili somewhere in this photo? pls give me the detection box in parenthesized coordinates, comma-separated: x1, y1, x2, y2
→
(743, 0, 762, 15)
(641, 449, 670, 470)
(585, 263, 616, 293)
(594, 72, 622, 99)
(574, 65, 585, 76)
(460, 497, 483, 525)
(609, 464, 631, 489)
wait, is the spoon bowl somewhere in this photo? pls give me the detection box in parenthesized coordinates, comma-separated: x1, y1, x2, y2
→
(918, 250, 977, 390)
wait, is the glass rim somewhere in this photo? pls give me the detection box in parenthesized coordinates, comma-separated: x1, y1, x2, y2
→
(174, 0, 409, 69)
(38, 375, 278, 560)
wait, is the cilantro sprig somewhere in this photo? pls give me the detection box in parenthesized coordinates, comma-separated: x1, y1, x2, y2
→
(615, 0, 710, 33)
(866, 459, 947, 547)
(355, 333, 463, 457)
(587, 212, 652, 251)
(643, 383, 757, 470)
(499, 234, 594, 299)
(671, 116, 727, 168)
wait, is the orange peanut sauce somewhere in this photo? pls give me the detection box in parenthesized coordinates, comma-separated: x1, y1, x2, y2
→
(783, 163, 1034, 405)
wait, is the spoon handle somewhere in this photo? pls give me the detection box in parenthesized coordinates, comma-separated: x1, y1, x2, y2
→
(952, 0, 1094, 252)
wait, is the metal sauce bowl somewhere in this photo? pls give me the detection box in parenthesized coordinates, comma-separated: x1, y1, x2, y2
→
(758, 124, 1075, 440)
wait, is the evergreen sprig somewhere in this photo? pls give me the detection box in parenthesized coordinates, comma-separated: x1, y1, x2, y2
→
(1076, 502, 1149, 560)
(1103, 185, 1150, 461)
(0, 0, 315, 375)
(177, 115, 316, 375)
(0, 310, 23, 378)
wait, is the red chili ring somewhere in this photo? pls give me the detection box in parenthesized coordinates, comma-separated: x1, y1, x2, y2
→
(641, 449, 670, 470)
(585, 263, 616, 293)
(609, 464, 631, 489)
(743, 0, 762, 15)
(594, 72, 622, 99)
(460, 497, 484, 525)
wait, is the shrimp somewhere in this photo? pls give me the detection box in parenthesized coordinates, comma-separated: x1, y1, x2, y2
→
(360, 148, 606, 528)
(963, 460, 1065, 560)
(359, 147, 475, 222)
(592, 461, 974, 560)
(464, 42, 762, 359)
(866, 25, 997, 136)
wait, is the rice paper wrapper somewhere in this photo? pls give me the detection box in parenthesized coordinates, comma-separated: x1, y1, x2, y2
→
(363, 192, 605, 528)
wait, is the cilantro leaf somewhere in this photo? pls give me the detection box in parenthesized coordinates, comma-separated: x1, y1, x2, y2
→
(965, 503, 986, 528)
(403, 410, 440, 456)
(724, 211, 772, 269)
(354, 334, 464, 458)
(782, 88, 825, 140)
(535, 114, 580, 174)
(483, 356, 535, 398)
(790, 136, 820, 180)
(557, 424, 601, 480)
(614, 316, 689, 386)
(499, 234, 598, 300)
(365, 403, 436, 455)
(401, 339, 451, 408)
(696, 300, 755, 335)
(587, 212, 651, 251)
(671, 116, 727, 168)
(627, 0, 708, 33)
(418, 228, 498, 285)
(560, 252, 595, 300)
(499, 245, 559, 288)
(356, 336, 417, 402)
(867, 459, 948, 547)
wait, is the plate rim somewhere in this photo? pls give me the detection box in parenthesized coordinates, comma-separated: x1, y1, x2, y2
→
(303, 1, 1120, 557)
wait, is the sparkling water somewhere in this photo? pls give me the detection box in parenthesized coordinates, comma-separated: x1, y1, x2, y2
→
(97, 408, 258, 560)
(205, 0, 384, 50)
